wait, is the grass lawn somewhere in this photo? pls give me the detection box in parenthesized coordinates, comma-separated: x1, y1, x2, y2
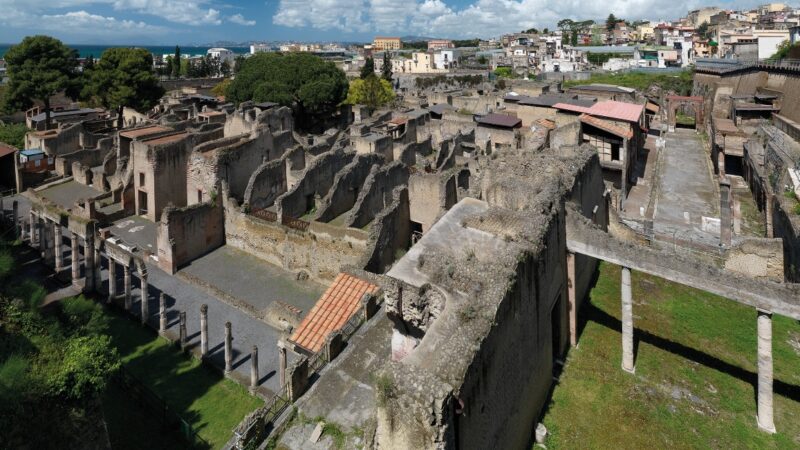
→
(104, 312, 263, 449)
(542, 262, 800, 449)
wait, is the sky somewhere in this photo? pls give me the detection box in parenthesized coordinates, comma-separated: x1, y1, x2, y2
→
(0, 0, 768, 45)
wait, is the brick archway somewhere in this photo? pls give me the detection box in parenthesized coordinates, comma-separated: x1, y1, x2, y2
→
(666, 95, 704, 131)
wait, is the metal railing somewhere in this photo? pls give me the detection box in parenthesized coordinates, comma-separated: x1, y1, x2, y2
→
(251, 208, 277, 222)
(281, 215, 310, 232)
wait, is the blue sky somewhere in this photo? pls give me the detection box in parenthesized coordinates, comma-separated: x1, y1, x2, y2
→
(0, 0, 761, 45)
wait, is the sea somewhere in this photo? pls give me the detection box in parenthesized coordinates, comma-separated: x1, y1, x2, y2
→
(0, 44, 251, 59)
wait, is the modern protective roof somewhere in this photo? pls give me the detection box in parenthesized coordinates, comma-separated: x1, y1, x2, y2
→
(29, 108, 99, 123)
(429, 103, 455, 115)
(580, 114, 633, 139)
(519, 94, 596, 108)
(568, 84, 635, 94)
(20, 148, 44, 157)
(476, 113, 522, 128)
(289, 273, 379, 354)
(555, 100, 644, 123)
(119, 125, 172, 139)
(0, 143, 17, 158)
(142, 131, 188, 145)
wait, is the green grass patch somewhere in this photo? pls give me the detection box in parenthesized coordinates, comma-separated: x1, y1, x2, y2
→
(542, 262, 800, 449)
(105, 313, 263, 448)
(562, 70, 694, 96)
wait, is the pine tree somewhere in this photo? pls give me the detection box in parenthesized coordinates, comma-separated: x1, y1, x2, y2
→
(360, 57, 375, 79)
(172, 45, 181, 78)
(381, 52, 392, 81)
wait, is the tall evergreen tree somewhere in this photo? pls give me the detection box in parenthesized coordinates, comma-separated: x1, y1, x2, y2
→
(172, 45, 181, 78)
(381, 52, 392, 81)
(82, 48, 164, 129)
(360, 57, 375, 79)
(2, 35, 79, 129)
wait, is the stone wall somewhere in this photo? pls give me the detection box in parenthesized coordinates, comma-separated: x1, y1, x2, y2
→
(772, 195, 800, 282)
(132, 135, 192, 221)
(408, 172, 457, 232)
(156, 201, 225, 273)
(346, 161, 409, 229)
(224, 200, 369, 282)
(243, 159, 287, 211)
(277, 149, 356, 220)
(56, 145, 114, 176)
(314, 154, 383, 223)
(725, 237, 785, 281)
(361, 186, 411, 273)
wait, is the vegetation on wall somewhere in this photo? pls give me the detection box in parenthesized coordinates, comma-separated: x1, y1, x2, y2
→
(494, 67, 515, 78)
(0, 123, 27, 149)
(414, 74, 484, 90)
(226, 52, 348, 128)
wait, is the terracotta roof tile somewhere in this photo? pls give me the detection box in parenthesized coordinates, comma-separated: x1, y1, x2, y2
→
(289, 273, 380, 354)
(580, 114, 634, 140)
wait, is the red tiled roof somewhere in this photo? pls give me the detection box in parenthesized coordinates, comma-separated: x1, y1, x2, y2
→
(580, 114, 634, 140)
(0, 143, 17, 158)
(289, 273, 380, 354)
(553, 102, 594, 114)
(535, 118, 556, 130)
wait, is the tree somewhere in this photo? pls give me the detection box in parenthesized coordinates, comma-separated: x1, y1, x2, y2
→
(226, 53, 348, 129)
(234, 55, 246, 74)
(606, 14, 618, 33)
(2, 35, 79, 129)
(0, 123, 28, 148)
(523, 28, 539, 34)
(82, 48, 165, 129)
(84, 54, 95, 71)
(211, 79, 231, 97)
(477, 55, 489, 65)
(382, 52, 392, 81)
(361, 57, 375, 79)
(172, 45, 181, 78)
(571, 29, 579, 46)
(164, 55, 174, 79)
(220, 60, 232, 77)
(543, 28, 550, 35)
(697, 21, 711, 40)
(344, 74, 395, 112)
(558, 19, 575, 34)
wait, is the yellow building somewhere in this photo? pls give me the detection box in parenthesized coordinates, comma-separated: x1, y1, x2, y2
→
(373, 37, 402, 51)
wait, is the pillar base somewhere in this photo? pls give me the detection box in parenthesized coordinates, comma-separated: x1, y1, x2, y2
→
(621, 364, 635, 374)
(757, 417, 776, 434)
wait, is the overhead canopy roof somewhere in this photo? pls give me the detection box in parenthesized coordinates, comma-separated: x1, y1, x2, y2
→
(476, 113, 522, 128)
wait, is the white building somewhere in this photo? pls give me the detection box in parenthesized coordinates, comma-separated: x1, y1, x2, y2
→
(208, 48, 235, 64)
(433, 49, 460, 69)
(250, 44, 271, 54)
(753, 29, 790, 59)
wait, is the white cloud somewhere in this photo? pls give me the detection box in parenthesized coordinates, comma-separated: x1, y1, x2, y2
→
(112, 0, 221, 25)
(272, 0, 751, 37)
(228, 13, 256, 26)
(0, 6, 166, 38)
(0, 0, 224, 27)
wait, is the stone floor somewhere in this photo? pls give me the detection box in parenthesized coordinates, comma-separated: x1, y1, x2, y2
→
(38, 180, 103, 210)
(179, 245, 325, 315)
(651, 129, 721, 248)
(110, 215, 158, 254)
(621, 133, 659, 220)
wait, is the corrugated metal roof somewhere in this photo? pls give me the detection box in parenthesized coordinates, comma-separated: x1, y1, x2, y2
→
(476, 113, 521, 128)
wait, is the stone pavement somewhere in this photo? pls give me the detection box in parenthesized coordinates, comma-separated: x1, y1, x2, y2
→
(652, 129, 721, 247)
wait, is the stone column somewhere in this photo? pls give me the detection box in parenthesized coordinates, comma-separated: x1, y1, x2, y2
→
(123, 265, 132, 311)
(757, 310, 776, 433)
(37, 217, 44, 256)
(765, 194, 774, 239)
(107, 260, 117, 304)
(179, 312, 187, 351)
(621, 266, 635, 373)
(53, 225, 63, 272)
(42, 221, 53, 265)
(29, 211, 37, 245)
(278, 340, 287, 390)
(566, 252, 577, 347)
(159, 293, 167, 334)
(200, 304, 209, 357)
(250, 345, 259, 391)
(140, 273, 149, 325)
(93, 245, 102, 292)
(224, 322, 233, 374)
(71, 234, 80, 284)
(12, 201, 19, 240)
(84, 233, 95, 293)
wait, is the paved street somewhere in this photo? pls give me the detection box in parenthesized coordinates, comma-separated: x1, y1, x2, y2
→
(2, 194, 289, 397)
(653, 129, 721, 247)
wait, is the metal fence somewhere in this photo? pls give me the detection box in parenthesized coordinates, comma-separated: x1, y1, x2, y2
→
(251, 208, 277, 223)
(281, 215, 310, 232)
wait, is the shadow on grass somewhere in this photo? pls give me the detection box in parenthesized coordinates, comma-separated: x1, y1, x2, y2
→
(584, 300, 800, 404)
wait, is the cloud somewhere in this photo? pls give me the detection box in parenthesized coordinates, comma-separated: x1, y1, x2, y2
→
(228, 13, 256, 26)
(272, 0, 744, 37)
(112, 0, 222, 25)
(0, 6, 166, 38)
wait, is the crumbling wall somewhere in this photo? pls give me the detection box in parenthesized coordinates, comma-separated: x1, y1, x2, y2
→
(224, 200, 369, 282)
(315, 153, 383, 223)
(56, 146, 114, 176)
(156, 201, 225, 273)
(71, 162, 93, 186)
(346, 161, 409, 229)
(361, 187, 411, 273)
(243, 159, 287, 211)
(276, 149, 355, 219)
(408, 172, 457, 232)
(551, 121, 581, 148)
(725, 237, 785, 281)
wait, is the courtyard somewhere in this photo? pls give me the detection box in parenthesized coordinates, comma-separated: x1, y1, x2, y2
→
(541, 262, 800, 449)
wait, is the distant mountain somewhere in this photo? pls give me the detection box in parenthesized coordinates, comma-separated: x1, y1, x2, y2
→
(399, 35, 441, 42)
